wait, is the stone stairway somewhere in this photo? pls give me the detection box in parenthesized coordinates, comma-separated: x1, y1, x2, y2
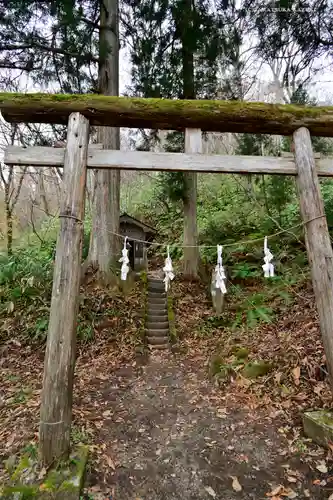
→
(146, 277, 170, 349)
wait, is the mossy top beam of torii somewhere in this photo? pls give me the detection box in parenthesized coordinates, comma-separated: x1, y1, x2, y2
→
(1, 92, 333, 135)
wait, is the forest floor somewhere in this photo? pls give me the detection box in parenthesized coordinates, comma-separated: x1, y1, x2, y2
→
(1, 278, 333, 499)
(81, 350, 333, 500)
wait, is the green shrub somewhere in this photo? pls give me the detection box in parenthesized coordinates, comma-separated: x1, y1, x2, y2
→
(231, 262, 261, 279)
(0, 247, 53, 314)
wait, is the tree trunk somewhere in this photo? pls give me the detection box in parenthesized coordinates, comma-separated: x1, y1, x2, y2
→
(6, 207, 13, 256)
(4, 175, 13, 255)
(38, 169, 50, 215)
(179, 0, 199, 279)
(86, 0, 120, 282)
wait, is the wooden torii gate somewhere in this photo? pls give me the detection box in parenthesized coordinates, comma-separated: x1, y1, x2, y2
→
(2, 93, 333, 466)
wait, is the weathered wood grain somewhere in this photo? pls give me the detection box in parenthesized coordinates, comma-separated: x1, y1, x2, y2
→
(294, 127, 333, 393)
(39, 113, 89, 466)
(2, 93, 333, 135)
(6, 145, 333, 176)
(183, 128, 201, 277)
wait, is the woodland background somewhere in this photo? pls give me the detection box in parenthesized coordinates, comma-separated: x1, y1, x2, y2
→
(1, 0, 333, 333)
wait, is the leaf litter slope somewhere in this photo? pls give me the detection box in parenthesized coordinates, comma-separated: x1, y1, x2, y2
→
(1, 280, 333, 499)
(82, 351, 331, 500)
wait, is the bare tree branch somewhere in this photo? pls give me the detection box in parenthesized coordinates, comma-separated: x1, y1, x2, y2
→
(0, 43, 99, 63)
(10, 167, 28, 209)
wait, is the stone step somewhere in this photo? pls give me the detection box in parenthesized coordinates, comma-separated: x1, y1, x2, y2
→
(147, 314, 169, 323)
(147, 329, 169, 337)
(147, 302, 167, 309)
(148, 343, 169, 350)
(148, 282, 165, 291)
(148, 289, 166, 297)
(147, 301, 168, 311)
(147, 308, 168, 317)
(148, 291, 166, 299)
(147, 335, 170, 345)
(147, 321, 169, 330)
(148, 278, 164, 284)
(148, 297, 167, 305)
(148, 293, 166, 300)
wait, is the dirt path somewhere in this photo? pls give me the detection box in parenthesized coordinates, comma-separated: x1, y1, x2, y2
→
(83, 351, 328, 500)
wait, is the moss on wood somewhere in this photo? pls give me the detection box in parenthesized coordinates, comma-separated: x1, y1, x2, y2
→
(1, 92, 333, 135)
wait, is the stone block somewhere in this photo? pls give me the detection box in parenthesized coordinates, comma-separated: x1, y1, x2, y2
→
(303, 409, 333, 447)
(0, 444, 89, 499)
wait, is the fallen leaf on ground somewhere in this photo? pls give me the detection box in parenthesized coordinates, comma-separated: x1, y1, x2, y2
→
(38, 467, 47, 480)
(314, 383, 324, 395)
(230, 476, 242, 492)
(292, 366, 300, 386)
(266, 485, 284, 497)
(5, 434, 15, 448)
(316, 461, 328, 473)
(105, 455, 116, 470)
(204, 486, 216, 497)
(266, 485, 296, 498)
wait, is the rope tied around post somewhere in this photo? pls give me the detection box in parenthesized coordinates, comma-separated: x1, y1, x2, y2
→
(40, 420, 64, 426)
(58, 214, 83, 224)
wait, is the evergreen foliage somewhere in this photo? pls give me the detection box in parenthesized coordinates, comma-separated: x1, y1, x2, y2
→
(0, 1, 99, 92)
